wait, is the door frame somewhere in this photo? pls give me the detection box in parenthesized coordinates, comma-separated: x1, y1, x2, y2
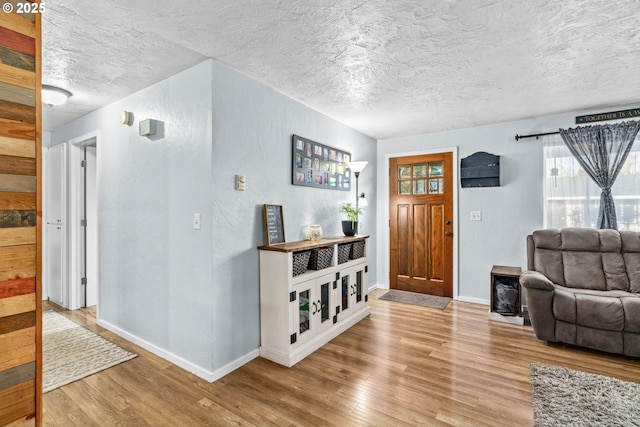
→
(68, 130, 101, 311)
(382, 147, 459, 299)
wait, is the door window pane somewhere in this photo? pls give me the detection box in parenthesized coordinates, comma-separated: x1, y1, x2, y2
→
(398, 165, 411, 179)
(429, 162, 444, 177)
(342, 276, 349, 311)
(428, 178, 444, 194)
(413, 164, 427, 178)
(413, 180, 426, 194)
(399, 181, 412, 194)
(299, 289, 310, 334)
(320, 282, 330, 323)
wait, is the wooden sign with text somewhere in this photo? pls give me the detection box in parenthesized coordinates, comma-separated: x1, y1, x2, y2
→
(576, 107, 640, 124)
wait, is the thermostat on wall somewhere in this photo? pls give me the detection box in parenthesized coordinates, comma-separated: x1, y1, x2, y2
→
(139, 119, 156, 136)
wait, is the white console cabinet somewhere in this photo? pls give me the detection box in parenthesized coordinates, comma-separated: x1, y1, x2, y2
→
(258, 236, 370, 367)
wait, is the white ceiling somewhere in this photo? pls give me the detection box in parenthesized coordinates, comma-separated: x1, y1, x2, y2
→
(42, 0, 640, 139)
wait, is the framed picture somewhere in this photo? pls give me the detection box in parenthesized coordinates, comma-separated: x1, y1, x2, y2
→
(292, 135, 351, 191)
(263, 204, 285, 245)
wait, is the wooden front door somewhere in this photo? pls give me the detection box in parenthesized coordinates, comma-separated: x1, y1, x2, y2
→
(390, 153, 453, 297)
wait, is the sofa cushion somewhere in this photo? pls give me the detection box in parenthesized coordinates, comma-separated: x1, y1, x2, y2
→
(602, 252, 629, 290)
(533, 229, 633, 291)
(576, 325, 623, 354)
(560, 228, 602, 251)
(552, 286, 630, 330)
(562, 252, 606, 290)
(621, 296, 640, 332)
(553, 287, 577, 323)
(623, 253, 640, 293)
(575, 293, 624, 331)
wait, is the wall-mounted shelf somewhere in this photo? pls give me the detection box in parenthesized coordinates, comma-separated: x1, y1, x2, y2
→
(460, 151, 500, 188)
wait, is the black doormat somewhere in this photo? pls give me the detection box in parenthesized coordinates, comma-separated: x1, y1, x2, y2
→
(379, 289, 451, 310)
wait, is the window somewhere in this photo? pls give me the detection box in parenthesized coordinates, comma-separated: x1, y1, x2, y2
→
(543, 134, 640, 231)
(397, 162, 443, 195)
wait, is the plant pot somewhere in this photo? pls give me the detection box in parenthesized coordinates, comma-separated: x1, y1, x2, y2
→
(341, 220, 358, 236)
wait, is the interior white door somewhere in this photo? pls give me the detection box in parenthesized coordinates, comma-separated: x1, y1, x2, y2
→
(45, 144, 67, 306)
(85, 145, 98, 307)
(46, 223, 65, 305)
(46, 144, 65, 224)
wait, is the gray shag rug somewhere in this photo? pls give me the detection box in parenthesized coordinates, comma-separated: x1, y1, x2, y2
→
(530, 363, 640, 427)
(378, 289, 450, 310)
(43, 310, 137, 393)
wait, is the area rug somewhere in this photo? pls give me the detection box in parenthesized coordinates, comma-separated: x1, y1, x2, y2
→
(530, 363, 640, 427)
(43, 310, 137, 393)
(378, 289, 450, 310)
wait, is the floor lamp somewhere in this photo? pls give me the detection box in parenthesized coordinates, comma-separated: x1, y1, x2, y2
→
(347, 161, 368, 232)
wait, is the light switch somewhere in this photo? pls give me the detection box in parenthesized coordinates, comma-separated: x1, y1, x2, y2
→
(193, 213, 201, 230)
(235, 175, 246, 191)
(470, 211, 482, 221)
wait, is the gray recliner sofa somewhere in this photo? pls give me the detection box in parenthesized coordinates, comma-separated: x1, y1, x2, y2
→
(520, 228, 640, 357)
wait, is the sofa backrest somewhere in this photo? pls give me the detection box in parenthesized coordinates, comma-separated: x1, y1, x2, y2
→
(529, 228, 640, 293)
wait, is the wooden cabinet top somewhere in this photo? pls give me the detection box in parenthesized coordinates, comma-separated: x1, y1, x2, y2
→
(259, 235, 369, 253)
(491, 265, 522, 277)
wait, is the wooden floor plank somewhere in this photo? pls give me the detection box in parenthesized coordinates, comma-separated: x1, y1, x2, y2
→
(42, 292, 640, 427)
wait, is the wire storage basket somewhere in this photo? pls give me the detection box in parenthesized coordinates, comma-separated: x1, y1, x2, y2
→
(350, 240, 366, 259)
(308, 246, 334, 270)
(337, 243, 352, 264)
(292, 250, 311, 276)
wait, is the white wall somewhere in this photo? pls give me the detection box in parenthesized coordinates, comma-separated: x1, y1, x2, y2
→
(376, 111, 578, 303)
(50, 61, 217, 372)
(49, 59, 377, 379)
(209, 60, 377, 369)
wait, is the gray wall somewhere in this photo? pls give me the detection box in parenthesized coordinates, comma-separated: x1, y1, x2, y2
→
(209, 60, 377, 368)
(376, 110, 587, 303)
(49, 59, 377, 377)
(50, 61, 217, 370)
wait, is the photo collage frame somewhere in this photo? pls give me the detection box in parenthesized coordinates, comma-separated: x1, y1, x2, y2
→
(292, 135, 351, 191)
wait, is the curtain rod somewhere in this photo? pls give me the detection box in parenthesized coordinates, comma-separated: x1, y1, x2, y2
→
(514, 131, 560, 141)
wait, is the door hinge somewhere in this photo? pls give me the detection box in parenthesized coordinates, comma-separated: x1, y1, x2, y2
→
(289, 291, 296, 302)
(81, 160, 87, 168)
(290, 333, 297, 344)
(81, 277, 87, 285)
(81, 219, 87, 227)
(389, 219, 391, 227)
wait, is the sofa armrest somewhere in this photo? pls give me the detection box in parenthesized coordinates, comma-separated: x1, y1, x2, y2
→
(520, 270, 555, 291)
(520, 270, 556, 342)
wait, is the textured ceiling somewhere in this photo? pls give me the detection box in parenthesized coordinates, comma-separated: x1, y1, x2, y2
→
(42, 0, 640, 139)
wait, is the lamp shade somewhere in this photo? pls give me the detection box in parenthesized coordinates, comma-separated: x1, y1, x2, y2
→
(347, 161, 368, 174)
(42, 85, 72, 106)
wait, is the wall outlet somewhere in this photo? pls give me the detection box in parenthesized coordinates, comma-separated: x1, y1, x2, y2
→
(193, 213, 201, 230)
(470, 211, 482, 221)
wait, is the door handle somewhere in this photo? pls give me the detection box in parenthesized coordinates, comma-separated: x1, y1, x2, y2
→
(445, 231, 452, 236)
(312, 302, 317, 315)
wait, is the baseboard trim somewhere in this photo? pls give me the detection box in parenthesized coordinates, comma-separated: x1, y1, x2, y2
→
(457, 296, 490, 306)
(368, 283, 383, 292)
(96, 318, 258, 383)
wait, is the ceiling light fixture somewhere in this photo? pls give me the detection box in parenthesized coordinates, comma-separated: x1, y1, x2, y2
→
(42, 84, 72, 106)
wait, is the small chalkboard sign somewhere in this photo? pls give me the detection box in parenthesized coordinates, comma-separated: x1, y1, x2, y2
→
(263, 204, 285, 245)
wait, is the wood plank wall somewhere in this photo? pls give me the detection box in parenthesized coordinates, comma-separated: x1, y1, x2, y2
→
(0, 3, 41, 427)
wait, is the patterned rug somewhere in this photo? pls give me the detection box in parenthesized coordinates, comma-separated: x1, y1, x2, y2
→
(43, 310, 137, 393)
(378, 289, 450, 310)
(530, 363, 640, 427)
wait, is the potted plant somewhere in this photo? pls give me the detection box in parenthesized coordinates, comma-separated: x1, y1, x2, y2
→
(339, 202, 364, 236)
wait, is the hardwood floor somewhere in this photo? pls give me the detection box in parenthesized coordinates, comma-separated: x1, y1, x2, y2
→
(42, 291, 640, 426)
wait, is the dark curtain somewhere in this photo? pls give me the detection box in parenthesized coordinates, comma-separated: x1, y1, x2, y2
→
(559, 120, 640, 229)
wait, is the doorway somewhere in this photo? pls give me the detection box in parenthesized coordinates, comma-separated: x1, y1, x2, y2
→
(389, 152, 453, 297)
(69, 132, 99, 310)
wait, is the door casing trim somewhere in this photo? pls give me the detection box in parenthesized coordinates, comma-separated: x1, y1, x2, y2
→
(381, 147, 459, 299)
(68, 130, 100, 311)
